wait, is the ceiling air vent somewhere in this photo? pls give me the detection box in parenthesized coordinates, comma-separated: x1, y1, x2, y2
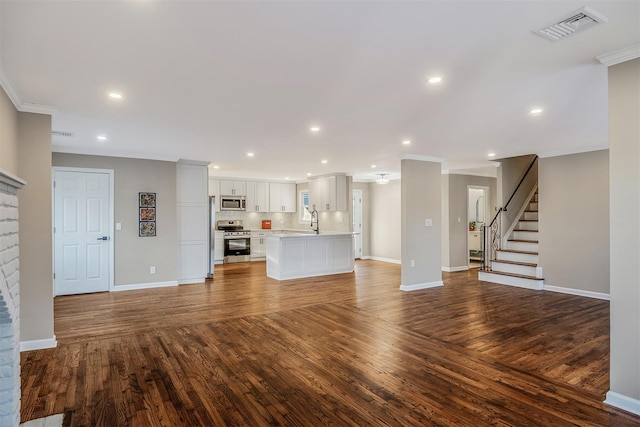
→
(51, 130, 75, 138)
(533, 6, 608, 42)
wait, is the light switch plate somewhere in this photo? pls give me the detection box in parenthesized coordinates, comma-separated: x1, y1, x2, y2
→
(425, 219, 433, 226)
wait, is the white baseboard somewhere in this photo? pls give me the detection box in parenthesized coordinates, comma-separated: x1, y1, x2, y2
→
(368, 256, 401, 264)
(178, 278, 206, 285)
(605, 391, 640, 416)
(20, 335, 57, 352)
(542, 284, 610, 300)
(442, 266, 469, 272)
(112, 280, 178, 292)
(400, 280, 444, 292)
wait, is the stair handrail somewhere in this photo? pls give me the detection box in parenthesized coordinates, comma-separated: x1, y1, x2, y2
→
(504, 155, 538, 212)
(482, 155, 538, 271)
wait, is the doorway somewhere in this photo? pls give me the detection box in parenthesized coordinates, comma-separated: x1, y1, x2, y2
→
(352, 189, 363, 259)
(468, 186, 489, 268)
(53, 167, 114, 295)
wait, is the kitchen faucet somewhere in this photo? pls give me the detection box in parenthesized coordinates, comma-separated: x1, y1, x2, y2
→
(309, 206, 319, 234)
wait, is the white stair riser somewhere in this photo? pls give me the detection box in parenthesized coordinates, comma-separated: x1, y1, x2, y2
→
(529, 202, 538, 210)
(517, 221, 538, 231)
(478, 271, 543, 290)
(523, 211, 538, 221)
(496, 251, 538, 264)
(507, 240, 539, 252)
(512, 230, 538, 240)
(491, 261, 538, 277)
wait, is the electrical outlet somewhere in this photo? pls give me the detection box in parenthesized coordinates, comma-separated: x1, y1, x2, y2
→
(425, 219, 432, 227)
(411, 260, 415, 267)
(150, 266, 156, 274)
(116, 222, 122, 230)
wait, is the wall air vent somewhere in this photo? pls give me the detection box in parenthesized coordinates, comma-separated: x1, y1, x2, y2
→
(533, 6, 608, 42)
(51, 130, 75, 137)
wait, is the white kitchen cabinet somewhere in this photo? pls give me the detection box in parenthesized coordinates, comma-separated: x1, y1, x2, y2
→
(214, 231, 225, 264)
(246, 181, 269, 212)
(269, 182, 296, 212)
(251, 231, 270, 259)
(220, 180, 246, 196)
(308, 174, 348, 212)
(209, 178, 221, 211)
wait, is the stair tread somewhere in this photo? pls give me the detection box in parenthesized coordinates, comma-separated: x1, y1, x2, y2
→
(508, 239, 539, 243)
(514, 229, 538, 232)
(479, 269, 543, 280)
(518, 219, 538, 222)
(491, 259, 538, 267)
(497, 249, 539, 255)
(525, 210, 539, 212)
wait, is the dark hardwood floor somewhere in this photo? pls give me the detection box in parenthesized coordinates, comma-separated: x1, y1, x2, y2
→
(21, 261, 639, 426)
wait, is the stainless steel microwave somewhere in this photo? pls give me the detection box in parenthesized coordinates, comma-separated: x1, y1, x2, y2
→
(220, 195, 246, 211)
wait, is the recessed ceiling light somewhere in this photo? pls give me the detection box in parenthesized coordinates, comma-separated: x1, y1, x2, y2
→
(285, 177, 290, 180)
(310, 126, 320, 132)
(488, 152, 496, 158)
(213, 165, 220, 169)
(427, 76, 442, 84)
(371, 164, 377, 168)
(97, 135, 107, 141)
(321, 159, 328, 164)
(108, 92, 123, 100)
(530, 108, 544, 115)
(306, 173, 312, 176)
(402, 140, 411, 145)
(247, 152, 255, 157)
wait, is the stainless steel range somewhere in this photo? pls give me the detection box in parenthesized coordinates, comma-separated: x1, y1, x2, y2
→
(216, 220, 251, 263)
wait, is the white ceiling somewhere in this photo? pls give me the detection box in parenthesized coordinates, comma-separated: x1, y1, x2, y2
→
(1, 1, 638, 182)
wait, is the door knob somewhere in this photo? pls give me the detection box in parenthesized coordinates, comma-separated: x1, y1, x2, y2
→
(97, 236, 110, 241)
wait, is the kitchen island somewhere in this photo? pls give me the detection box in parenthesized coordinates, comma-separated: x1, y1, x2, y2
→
(266, 232, 354, 280)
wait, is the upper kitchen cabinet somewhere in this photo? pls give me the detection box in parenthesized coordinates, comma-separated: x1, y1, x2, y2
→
(308, 174, 348, 212)
(269, 182, 296, 212)
(246, 181, 269, 212)
(220, 180, 246, 196)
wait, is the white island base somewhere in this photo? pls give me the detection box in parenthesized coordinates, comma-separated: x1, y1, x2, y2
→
(266, 233, 355, 280)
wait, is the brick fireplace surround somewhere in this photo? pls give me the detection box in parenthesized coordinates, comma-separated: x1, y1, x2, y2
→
(0, 168, 25, 427)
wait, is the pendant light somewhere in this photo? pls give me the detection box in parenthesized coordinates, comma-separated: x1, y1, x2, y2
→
(376, 174, 389, 185)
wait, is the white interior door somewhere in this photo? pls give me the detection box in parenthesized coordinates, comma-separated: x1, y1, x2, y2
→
(352, 189, 363, 259)
(54, 169, 112, 295)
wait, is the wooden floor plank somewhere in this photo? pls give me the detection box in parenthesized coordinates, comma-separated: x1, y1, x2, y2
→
(21, 261, 639, 426)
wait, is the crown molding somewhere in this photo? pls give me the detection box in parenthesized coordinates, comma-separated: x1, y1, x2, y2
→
(537, 144, 608, 158)
(401, 154, 445, 163)
(0, 67, 57, 115)
(0, 68, 22, 110)
(20, 103, 58, 115)
(596, 44, 640, 67)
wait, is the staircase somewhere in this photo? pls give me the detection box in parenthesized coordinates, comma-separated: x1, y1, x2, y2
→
(478, 191, 544, 290)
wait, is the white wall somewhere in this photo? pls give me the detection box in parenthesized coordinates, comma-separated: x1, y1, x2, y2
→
(369, 179, 401, 262)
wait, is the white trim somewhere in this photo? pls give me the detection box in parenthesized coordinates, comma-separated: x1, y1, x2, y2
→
(19, 103, 58, 115)
(445, 170, 497, 178)
(401, 154, 445, 163)
(0, 168, 26, 189)
(52, 167, 115, 294)
(177, 159, 210, 166)
(442, 266, 469, 272)
(537, 145, 608, 159)
(605, 391, 640, 416)
(112, 280, 179, 292)
(20, 335, 57, 352)
(0, 68, 22, 110)
(542, 284, 609, 300)
(368, 256, 401, 264)
(400, 280, 444, 291)
(178, 278, 206, 285)
(597, 44, 640, 67)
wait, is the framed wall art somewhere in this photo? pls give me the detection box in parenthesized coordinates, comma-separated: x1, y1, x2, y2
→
(139, 192, 157, 237)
